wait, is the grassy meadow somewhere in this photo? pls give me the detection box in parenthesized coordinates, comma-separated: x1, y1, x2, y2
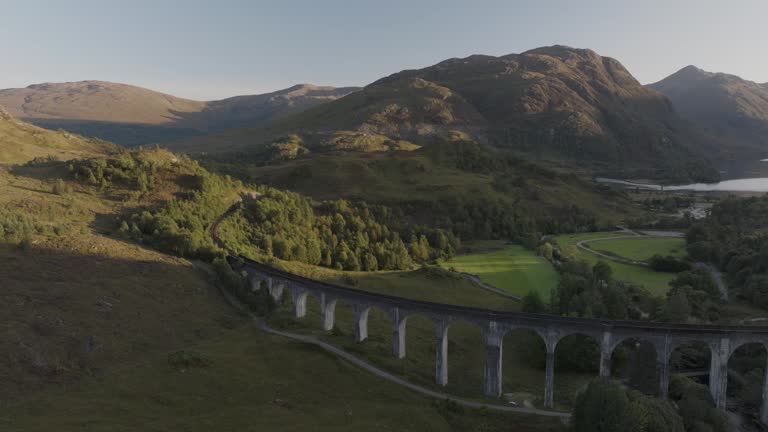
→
(439, 241, 559, 298)
(590, 237, 686, 262)
(552, 232, 677, 296)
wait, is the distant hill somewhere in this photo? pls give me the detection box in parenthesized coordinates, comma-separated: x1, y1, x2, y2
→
(0, 81, 360, 146)
(174, 46, 717, 182)
(0, 105, 110, 164)
(648, 66, 768, 157)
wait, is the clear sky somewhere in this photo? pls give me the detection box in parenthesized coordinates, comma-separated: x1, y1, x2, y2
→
(1, 0, 766, 100)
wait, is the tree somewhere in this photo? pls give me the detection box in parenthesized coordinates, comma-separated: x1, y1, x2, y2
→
(666, 290, 691, 323)
(538, 242, 554, 260)
(572, 380, 684, 432)
(522, 290, 545, 313)
(52, 179, 71, 195)
(593, 261, 613, 285)
(572, 380, 632, 432)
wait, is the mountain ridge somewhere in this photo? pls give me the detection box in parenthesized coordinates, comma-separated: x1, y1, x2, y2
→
(174, 45, 718, 182)
(0, 81, 361, 146)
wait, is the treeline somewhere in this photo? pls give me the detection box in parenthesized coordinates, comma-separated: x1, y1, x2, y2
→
(118, 171, 241, 260)
(226, 188, 459, 271)
(685, 196, 768, 309)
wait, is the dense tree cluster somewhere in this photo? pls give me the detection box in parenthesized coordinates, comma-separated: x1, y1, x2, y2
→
(119, 171, 241, 260)
(68, 152, 160, 193)
(685, 196, 768, 309)
(573, 377, 729, 432)
(669, 376, 730, 432)
(549, 261, 648, 320)
(229, 188, 459, 271)
(572, 379, 684, 432)
(662, 270, 721, 322)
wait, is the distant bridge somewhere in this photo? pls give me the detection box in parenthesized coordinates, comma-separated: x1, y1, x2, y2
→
(232, 256, 768, 421)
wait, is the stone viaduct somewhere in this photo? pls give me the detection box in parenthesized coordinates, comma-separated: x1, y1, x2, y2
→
(232, 255, 768, 421)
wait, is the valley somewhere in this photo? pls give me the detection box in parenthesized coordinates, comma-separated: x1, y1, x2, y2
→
(2, 15, 768, 430)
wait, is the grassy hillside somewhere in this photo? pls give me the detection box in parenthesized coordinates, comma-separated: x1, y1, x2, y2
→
(0, 151, 245, 404)
(0, 326, 566, 432)
(0, 106, 111, 164)
(203, 142, 642, 242)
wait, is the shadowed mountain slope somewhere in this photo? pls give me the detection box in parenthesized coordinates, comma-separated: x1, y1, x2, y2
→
(0, 81, 360, 146)
(649, 66, 768, 157)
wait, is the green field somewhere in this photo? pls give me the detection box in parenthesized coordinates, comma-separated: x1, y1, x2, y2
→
(552, 233, 676, 296)
(590, 237, 686, 262)
(439, 242, 559, 298)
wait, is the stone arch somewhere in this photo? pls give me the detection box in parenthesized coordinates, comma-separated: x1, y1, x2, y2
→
(323, 298, 357, 338)
(499, 327, 547, 407)
(553, 332, 602, 407)
(611, 337, 661, 396)
(668, 339, 711, 380)
(398, 312, 440, 386)
(441, 318, 485, 393)
(726, 341, 767, 420)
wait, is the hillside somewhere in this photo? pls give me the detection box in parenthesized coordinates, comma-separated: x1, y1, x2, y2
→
(648, 66, 768, 157)
(0, 106, 110, 164)
(173, 46, 718, 182)
(0, 81, 360, 146)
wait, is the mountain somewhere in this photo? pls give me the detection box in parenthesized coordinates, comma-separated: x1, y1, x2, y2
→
(0, 105, 110, 164)
(0, 81, 360, 147)
(648, 66, 768, 157)
(173, 46, 717, 182)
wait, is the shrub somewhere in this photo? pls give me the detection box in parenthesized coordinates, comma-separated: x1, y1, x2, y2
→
(52, 179, 72, 195)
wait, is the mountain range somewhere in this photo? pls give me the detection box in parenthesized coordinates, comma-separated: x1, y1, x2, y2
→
(4, 46, 768, 181)
(648, 65, 768, 157)
(170, 45, 719, 181)
(0, 81, 360, 146)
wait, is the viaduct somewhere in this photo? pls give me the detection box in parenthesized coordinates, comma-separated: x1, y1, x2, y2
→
(231, 255, 768, 422)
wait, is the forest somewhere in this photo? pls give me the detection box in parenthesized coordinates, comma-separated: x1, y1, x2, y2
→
(685, 196, 768, 309)
(222, 187, 459, 271)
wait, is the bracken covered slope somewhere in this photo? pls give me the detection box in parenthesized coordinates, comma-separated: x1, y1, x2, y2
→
(0, 105, 110, 164)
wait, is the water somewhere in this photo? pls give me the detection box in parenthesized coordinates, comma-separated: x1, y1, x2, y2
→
(666, 178, 768, 192)
(595, 159, 768, 192)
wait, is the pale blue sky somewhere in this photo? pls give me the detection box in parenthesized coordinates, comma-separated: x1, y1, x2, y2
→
(1, 0, 765, 100)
